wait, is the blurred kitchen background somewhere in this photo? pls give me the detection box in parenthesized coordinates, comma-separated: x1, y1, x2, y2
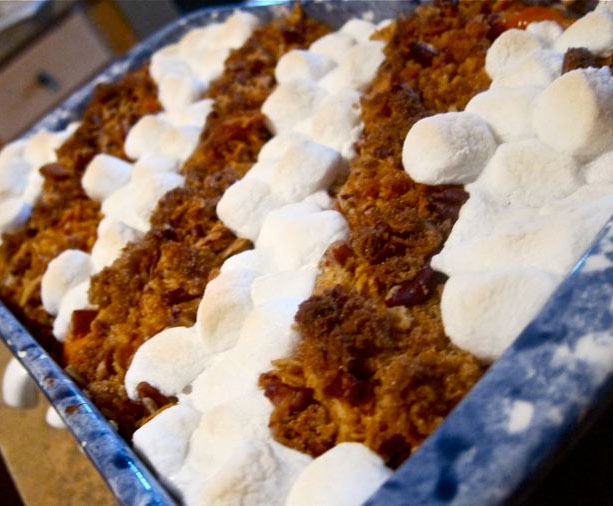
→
(0, 0, 249, 146)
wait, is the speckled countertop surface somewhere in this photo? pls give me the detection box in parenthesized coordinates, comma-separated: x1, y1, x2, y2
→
(0, 343, 115, 506)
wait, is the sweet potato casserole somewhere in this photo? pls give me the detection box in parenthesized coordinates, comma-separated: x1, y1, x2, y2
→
(2, 0, 613, 504)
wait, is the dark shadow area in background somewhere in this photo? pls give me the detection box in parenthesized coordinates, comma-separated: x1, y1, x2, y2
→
(519, 397, 613, 506)
(174, 0, 243, 13)
(0, 452, 24, 506)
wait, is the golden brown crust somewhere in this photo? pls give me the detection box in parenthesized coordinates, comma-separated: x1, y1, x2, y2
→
(63, 7, 331, 437)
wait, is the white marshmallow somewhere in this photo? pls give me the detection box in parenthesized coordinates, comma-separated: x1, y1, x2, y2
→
(554, 11, 613, 57)
(294, 90, 362, 159)
(179, 398, 270, 491)
(232, 296, 303, 376)
(189, 429, 308, 506)
(402, 112, 497, 185)
(91, 218, 142, 272)
(53, 280, 93, 341)
(184, 47, 230, 84)
(541, 185, 613, 258)
(262, 80, 328, 134)
(178, 394, 307, 505)
(41, 249, 92, 316)
(596, 1, 613, 14)
(218, 10, 259, 49)
(286, 443, 392, 506)
(190, 295, 303, 414)
(490, 49, 563, 89)
(250, 269, 317, 306)
(102, 172, 184, 233)
(125, 115, 172, 160)
(131, 154, 180, 181)
(158, 73, 205, 113)
(485, 28, 544, 79)
(258, 204, 349, 271)
(82, 154, 133, 202)
(310, 32, 356, 64)
(475, 139, 581, 207)
(245, 158, 279, 184)
(465, 86, 541, 143)
(168, 99, 214, 128)
(125, 326, 209, 400)
(2, 357, 38, 409)
(432, 209, 602, 277)
(188, 351, 245, 414)
(269, 139, 343, 203)
(257, 132, 309, 163)
(540, 182, 613, 215)
(275, 49, 337, 84)
(585, 150, 613, 183)
(159, 125, 200, 161)
(220, 249, 270, 275)
(303, 189, 334, 209)
(153, 56, 194, 87)
(0, 158, 30, 198)
(150, 44, 185, 83)
(23, 130, 60, 169)
(441, 268, 560, 362)
(318, 41, 385, 93)
(196, 269, 259, 354)
(217, 177, 284, 242)
(64, 121, 81, 139)
(22, 168, 44, 206)
(0, 139, 26, 165)
(0, 198, 31, 234)
(45, 406, 66, 429)
(533, 67, 613, 159)
(526, 21, 563, 47)
(440, 190, 536, 252)
(179, 25, 222, 56)
(377, 18, 393, 30)
(340, 19, 377, 43)
(133, 404, 201, 493)
(178, 11, 257, 56)
(257, 201, 319, 249)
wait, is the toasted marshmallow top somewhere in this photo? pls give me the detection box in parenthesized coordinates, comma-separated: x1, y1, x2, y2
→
(402, 9, 613, 362)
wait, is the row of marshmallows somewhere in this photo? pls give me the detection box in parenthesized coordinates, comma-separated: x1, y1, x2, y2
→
(0, 126, 80, 429)
(0, 125, 79, 243)
(39, 11, 260, 342)
(124, 19, 393, 506)
(402, 3, 613, 362)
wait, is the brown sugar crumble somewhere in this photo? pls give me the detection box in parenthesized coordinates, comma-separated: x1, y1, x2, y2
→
(62, 7, 331, 437)
(260, 0, 572, 468)
(0, 67, 161, 360)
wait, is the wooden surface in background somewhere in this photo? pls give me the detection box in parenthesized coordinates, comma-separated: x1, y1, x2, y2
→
(0, 344, 115, 506)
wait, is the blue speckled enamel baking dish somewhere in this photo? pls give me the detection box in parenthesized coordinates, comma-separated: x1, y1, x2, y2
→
(3, 1, 613, 504)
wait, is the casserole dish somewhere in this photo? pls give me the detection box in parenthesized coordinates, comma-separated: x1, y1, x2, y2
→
(2, 1, 613, 504)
